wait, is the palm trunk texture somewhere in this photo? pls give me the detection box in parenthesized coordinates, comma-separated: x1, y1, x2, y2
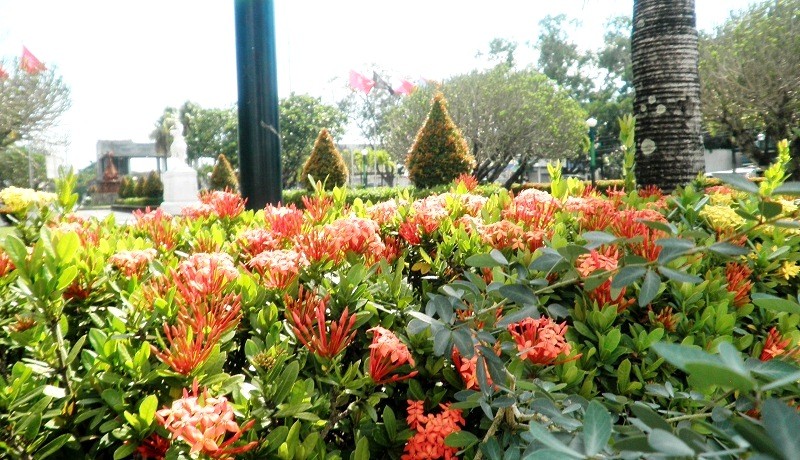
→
(632, 0, 704, 192)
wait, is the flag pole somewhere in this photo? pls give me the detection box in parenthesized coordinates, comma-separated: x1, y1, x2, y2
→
(234, 0, 282, 209)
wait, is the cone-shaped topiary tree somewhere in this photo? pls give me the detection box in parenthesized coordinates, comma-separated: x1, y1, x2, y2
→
(134, 176, 146, 197)
(301, 128, 348, 190)
(209, 153, 239, 191)
(406, 93, 474, 189)
(143, 171, 164, 199)
(118, 176, 132, 198)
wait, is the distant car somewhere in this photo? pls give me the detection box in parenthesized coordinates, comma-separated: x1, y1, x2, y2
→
(705, 165, 761, 179)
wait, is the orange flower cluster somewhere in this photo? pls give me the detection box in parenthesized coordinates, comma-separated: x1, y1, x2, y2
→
(248, 249, 308, 290)
(156, 381, 257, 458)
(52, 214, 101, 246)
(454, 173, 478, 191)
(651, 306, 678, 332)
(760, 327, 799, 361)
(301, 195, 334, 223)
(326, 217, 385, 256)
(576, 246, 633, 311)
(291, 228, 343, 265)
(152, 253, 242, 374)
(264, 203, 304, 239)
(285, 287, 357, 359)
(507, 317, 572, 365)
(451, 347, 492, 390)
(109, 248, 157, 277)
(204, 190, 246, 219)
(611, 209, 667, 261)
(481, 220, 527, 251)
(0, 249, 14, 277)
(238, 228, 281, 258)
(133, 207, 176, 250)
(565, 196, 618, 231)
(503, 189, 560, 230)
(725, 262, 753, 308)
(368, 326, 418, 384)
(402, 401, 465, 460)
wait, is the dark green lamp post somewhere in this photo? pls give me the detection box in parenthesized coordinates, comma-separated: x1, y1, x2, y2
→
(586, 117, 598, 187)
(361, 149, 368, 187)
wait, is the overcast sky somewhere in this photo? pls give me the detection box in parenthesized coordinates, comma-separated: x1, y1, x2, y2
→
(0, 0, 758, 170)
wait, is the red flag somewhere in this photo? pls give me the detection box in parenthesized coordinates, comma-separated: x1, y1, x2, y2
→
(393, 79, 416, 96)
(0, 65, 8, 80)
(21, 47, 45, 74)
(349, 70, 374, 94)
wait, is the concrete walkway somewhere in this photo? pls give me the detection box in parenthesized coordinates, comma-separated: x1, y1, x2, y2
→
(75, 208, 136, 224)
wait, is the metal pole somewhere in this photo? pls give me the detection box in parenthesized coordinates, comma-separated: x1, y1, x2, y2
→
(589, 126, 597, 187)
(27, 149, 34, 189)
(234, 0, 282, 209)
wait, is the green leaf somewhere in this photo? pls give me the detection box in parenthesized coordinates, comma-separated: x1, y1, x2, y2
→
(656, 238, 695, 263)
(732, 418, 783, 459)
(101, 389, 124, 412)
(684, 361, 755, 392)
(1, 234, 28, 267)
(583, 401, 612, 456)
(498, 284, 538, 307)
(773, 181, 800, 196)
(444, 430, 479, 448)
(382, 406, 396, 440)
(528, 422, 584, 458)
(138, 395, 158, 425)
(34, 434, 74, 459)
(658, 266, 702, 284)
(611, 266, 646, 290)
(759, 201, 783, 219)
(56, 265, 78, 291)
(465, 250, 508, 268)
(713, 172, 759, 193)
(638, 270, 660, 307)
(651, 342, 716, 372)
(762, 398, 800, 459)
(709, 242, 750, 257)
(452, 328, 474, 358)
(496, 305, 539, 329)
(524, 449, 580, 460)
(113, 443, 138, 460)
(648, 429, 695, 457)
(354, 436, 370, 460)
(752, 293, 800, 314)
(273, 361, 299, 405)
(582, 231, 618, 249)
(530, 249, 567, 273)
(66, 335, 86, 366)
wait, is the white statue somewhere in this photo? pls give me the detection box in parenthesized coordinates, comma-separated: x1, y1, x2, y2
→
(169, 120, 188, 165)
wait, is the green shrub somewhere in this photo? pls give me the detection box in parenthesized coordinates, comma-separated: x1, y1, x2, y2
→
(117, 177, 132, 199)
(209, 153, 239, 191)
(406, 93, 474, 188)
(143, 172, 163, 199)
(133, 176, 145, 197)
(301, 128, 348, 190)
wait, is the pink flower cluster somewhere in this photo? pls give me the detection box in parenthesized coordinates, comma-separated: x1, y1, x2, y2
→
(182, 190, 246, 220)
(248, 249, 308, 289)
(109, 248, 158, 277)
(156, 381, 257, 458)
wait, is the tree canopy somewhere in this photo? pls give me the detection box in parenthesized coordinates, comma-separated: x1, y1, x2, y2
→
(0, 61, 70, 149)
(699, 0, 800, 171)
(383, 66, 586, 186)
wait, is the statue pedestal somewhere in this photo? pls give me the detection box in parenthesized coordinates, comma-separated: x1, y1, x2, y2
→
(160, 167, 199, 215)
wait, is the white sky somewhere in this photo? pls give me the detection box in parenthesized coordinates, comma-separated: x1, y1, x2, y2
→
(0, 0, 758, 170)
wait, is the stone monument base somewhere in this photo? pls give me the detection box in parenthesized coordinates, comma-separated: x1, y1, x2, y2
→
(160, 168, 199, 215)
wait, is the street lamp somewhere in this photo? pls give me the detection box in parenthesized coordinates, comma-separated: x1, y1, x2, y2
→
(361, 148, 368, 187)
(586, 117, 598, 187)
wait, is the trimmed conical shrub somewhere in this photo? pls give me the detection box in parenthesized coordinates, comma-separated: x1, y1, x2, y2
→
(118, 177, 132, 198)
(406, 93, 474, 189)
(134, 176, 146, 197)
(143, 171, 164, 199)
(210, 154, 239, 191)
(302, 129, 348, 190)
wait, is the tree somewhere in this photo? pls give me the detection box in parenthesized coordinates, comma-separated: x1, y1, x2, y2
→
(150, 107, 179, 159)
(302, 129, 348, 190)
(143, 171, 163, 199)
(280, 93, 347, 189)
(0, 146, 47, 188)
(0, 61, 70, 148)
(118, 177, 132, 198)
(406, 93, 474, 189)
(632, 0, 704, 191)
(384, 67, 586, 185)
(699, 0, 800, 174)
(209, 153, 239, 191)
(181, 102, 239, 168)
(536, 15, 596, 103)
(134, 176, 145, 198)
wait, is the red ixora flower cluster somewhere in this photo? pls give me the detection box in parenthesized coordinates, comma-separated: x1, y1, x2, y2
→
(725, 262, 753, 308)
(0, 248, 14, 277)
(285, 287, 357, 359)
(368, 326, 418, 384)
(133, 207, 176, 250)
(248, 249, 308, 290)
(508, 317, 573, 365)
(263, 203, 304, 239)
(152, 253, 243, 374)
(156, 380, 257, 458)
(402, 400, 465, 460)
(182, 190, 246, 220)
(109, 248, 157, 277)
(454, 173, 478, 191)
(760, 327, 799, 361)
(576, 246, 635, 311)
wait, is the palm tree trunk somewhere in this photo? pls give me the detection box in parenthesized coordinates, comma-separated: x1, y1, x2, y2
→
(632, 0, 704, 192)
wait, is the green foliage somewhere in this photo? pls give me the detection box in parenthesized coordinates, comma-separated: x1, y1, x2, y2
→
(406, 93, 474, 188)
(142, 172, 163, 199)
(133, 176, 145, 198)
(209, 153, 239, 191)
(0, 146, 47, 189)
(619, 114, 637, 191)
(181, 101, 239, 168)
(301, 129, 348, 190)
(117, 177, 131, 199)
(280, 93, 347, 189)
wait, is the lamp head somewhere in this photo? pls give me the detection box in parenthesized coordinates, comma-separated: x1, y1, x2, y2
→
(586, 118, 598, 128)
